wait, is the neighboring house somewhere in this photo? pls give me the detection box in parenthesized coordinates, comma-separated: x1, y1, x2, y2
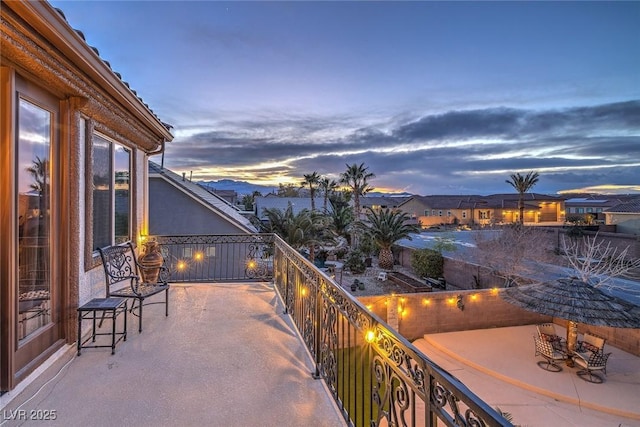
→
(198, 184, 239, 206)
(149, 162, 257, 235)
(360, 196, 411, 214)
(482, 193, 565, 224)
(398, 193, 565, 227)
(605, 199, 640, 235)
(399, 195, 485, 227)
(1, 1, 173, 392)
(564, 194, 639, 224)
(254, 196, 329, 222)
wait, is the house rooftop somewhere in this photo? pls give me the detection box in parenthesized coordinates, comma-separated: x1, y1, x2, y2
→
(149, 161, 257, 233)
(606, 200, 640, 213)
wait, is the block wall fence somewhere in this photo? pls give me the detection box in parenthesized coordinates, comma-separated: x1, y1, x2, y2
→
(358, 289, 640, 356)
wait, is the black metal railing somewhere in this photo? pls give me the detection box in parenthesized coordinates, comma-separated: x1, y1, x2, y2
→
(156, 233, 511, 426)
(154, 234, 274, 282)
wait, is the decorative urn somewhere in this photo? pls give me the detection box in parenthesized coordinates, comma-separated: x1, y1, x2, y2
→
(138, 240, 163, 283)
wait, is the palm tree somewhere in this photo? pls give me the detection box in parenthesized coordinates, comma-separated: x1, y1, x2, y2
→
(319, 177, 338, 213)
(340, 163, 375, 221)
(301, 172, 321, 211)
(260, 203, 333, 262)
(331, 205, 354, 241)
(362, 207, 419, 270)
(27, 156, 49, 195)
(505, 171, 539, 224)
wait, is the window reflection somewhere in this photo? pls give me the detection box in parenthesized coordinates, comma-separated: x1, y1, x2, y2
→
(114, 144, 130, 244)
(17, 98, 52, 342)
(92, 135, 131, 249)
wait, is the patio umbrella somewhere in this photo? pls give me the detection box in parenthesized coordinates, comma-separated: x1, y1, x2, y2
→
(501, 277, 640, 352)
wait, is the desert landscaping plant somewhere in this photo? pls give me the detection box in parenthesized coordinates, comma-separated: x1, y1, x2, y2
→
(361, 207, 420, 270)
(344, 249, 367, 274)
(410, 248, 444, 279)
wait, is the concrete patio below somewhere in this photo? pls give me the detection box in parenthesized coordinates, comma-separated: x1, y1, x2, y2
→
(0, 283, 345, 427)
(415, 325, 640, 426)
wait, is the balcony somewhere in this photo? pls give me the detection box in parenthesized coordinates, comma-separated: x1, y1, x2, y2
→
(1, 234, 509, 426)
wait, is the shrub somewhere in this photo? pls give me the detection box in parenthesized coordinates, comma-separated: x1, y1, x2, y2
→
(344, 249, 367, 274)
(410, 248, 444, 279)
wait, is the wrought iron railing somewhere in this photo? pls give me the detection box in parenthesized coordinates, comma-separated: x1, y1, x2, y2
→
(156, 233, 511, 426)
(154, 234, 274, 282)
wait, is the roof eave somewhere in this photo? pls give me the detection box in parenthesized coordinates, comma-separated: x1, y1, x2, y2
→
(9, 1, 173, 143)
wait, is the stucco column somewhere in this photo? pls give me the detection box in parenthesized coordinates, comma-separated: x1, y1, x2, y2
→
(387, 295, 399, 332)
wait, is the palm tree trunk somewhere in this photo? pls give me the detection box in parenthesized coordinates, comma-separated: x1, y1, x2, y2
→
(518, 196, 524, 224)
(378, 248, 394, 270)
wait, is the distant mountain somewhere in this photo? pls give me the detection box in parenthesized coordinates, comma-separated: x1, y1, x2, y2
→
(197, 179, 415, 198)
(367, 191, 415, 198)
(198, 180, 277, 196)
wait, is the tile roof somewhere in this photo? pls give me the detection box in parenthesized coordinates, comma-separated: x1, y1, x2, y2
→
(605, 200, 640, 213)
(361, 196, 410, 207)
(149, 162, 256, 232)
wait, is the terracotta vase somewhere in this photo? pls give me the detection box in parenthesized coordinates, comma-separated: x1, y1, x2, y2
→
(138, 240, 163, 283)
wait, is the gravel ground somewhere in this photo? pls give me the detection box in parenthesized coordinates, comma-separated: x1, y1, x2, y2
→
(328, 257, 420, 296)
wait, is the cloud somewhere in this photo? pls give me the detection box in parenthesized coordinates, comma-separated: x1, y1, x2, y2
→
(163, 100, 640, 195)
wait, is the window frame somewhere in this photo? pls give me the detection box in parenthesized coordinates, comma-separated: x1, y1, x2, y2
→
(84, 126, 136, 270)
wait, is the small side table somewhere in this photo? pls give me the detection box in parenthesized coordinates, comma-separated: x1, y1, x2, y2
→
(77, 298, 127, 355)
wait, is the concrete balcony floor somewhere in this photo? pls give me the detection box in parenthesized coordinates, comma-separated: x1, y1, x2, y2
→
(3, 283, 639, 426)
(1, 283, 345, 427)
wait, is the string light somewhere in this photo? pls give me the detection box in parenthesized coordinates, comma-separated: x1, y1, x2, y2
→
(365, 330, 376, 343)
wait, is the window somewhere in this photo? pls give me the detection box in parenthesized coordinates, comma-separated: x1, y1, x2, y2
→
(479, 211, 490, 220)
(92, 133, 131, 250)
(578, 208, 584, 213)
(586, 208, 593, 213)
(438, 210, 443, 217)
(431, 209, 436, 216)
(596, 208, 602, 213)
(462, 211, 467, 219)
(424, 210, 429, 216)
(447, 211, 452, 217)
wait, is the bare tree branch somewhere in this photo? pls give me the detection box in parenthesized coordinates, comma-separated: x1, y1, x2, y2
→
(561, 233, 640, 290)
(473, 225, 556, 287)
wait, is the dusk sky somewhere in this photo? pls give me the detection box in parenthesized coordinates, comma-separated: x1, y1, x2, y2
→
(51, 1, 640, 195)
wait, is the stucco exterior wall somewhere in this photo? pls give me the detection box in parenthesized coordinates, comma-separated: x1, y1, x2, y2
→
(606, 214, 640, 235)
(149, 178, 248, 235)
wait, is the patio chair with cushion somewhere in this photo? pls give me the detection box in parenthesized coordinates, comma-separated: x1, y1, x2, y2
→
(576, 332, 606, 354)
(534, 335, 566, 372)
(572, 350, 611, 383)
(536, 323, 564, 345)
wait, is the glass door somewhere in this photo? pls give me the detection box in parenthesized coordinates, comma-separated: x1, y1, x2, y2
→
(17, 99, 52, 344)
(13, 85, 64, 377)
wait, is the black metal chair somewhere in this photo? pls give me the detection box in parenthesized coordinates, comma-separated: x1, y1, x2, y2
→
(573, 350, 611, 383)
(576, 332, 606, 354)
(536, 323, 564, 345)
(534, 335, 566, 372)
(98, 241, 169, 333)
